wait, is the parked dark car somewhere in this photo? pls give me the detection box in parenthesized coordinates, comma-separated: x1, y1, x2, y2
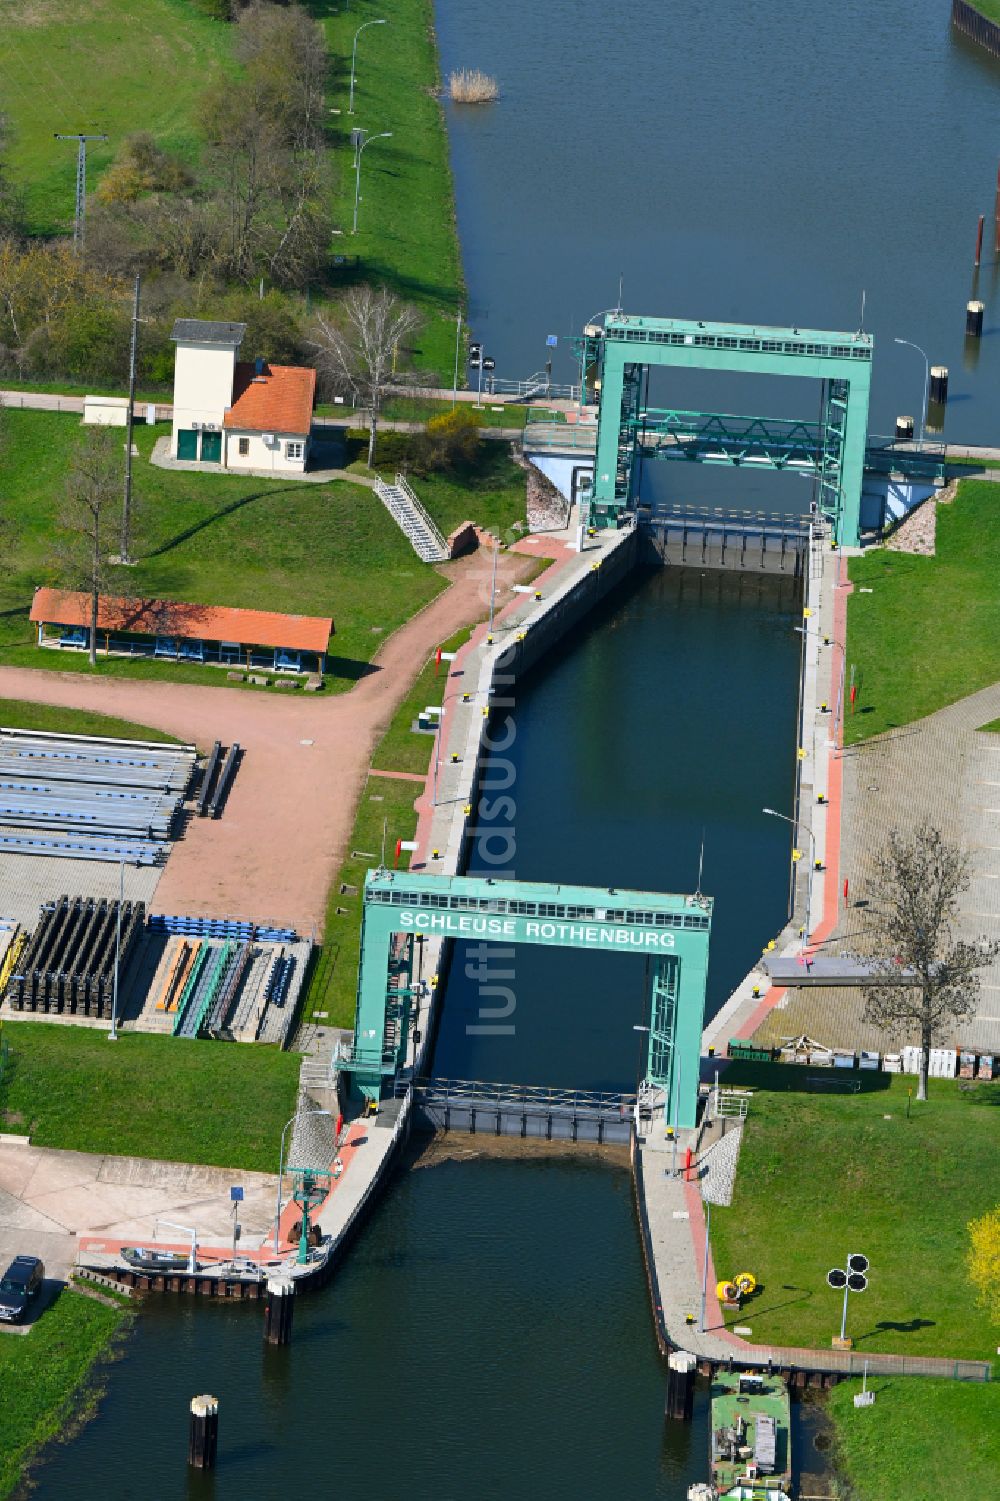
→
(0, 1255, 44, 1322)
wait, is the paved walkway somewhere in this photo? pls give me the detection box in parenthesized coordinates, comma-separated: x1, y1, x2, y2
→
(756, 679, 1000, 1055)
(0, 549, 538, 933)
(0, 1141, 277, 1280)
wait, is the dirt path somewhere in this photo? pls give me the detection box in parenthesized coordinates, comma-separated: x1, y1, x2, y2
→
(0, 550, 535, 933)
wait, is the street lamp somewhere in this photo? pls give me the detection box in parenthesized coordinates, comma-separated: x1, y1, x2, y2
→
(349, 18, 387, 114)
(274, 1108, 331, 1254)
(108, 853, 125, 1041)
(894, 337, 929, 451)
(353, 131, 392, 234)
(795, 623, 847, 739)
(762, 806, 816, 942)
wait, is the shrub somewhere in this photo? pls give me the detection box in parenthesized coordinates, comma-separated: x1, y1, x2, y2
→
(418, 406, 483, 472)
(448, 69, 500, 103)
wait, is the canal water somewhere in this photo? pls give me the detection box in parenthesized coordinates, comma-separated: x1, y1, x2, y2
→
(436, 0, 1000, 442)
(29, 568, 803, 1501)
(432, 566, 801, 1088)
(29, 0, 978, 1488)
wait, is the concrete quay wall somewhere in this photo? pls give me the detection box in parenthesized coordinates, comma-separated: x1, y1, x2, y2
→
(316, 524, 641, 1284)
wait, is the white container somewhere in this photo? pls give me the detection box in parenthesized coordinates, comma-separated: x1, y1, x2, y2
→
(902, 1046, 922, 1076)
(882, 1053, 902, 1073)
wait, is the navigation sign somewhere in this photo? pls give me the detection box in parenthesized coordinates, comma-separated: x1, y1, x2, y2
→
(468, 358, 481, 370)
(468, 341, 482, 356)
(230, 1186, 244, 1202)
(482, 357, 496, 371)
(546, 334, 558, 347)
(828, 1251, 869, 1344)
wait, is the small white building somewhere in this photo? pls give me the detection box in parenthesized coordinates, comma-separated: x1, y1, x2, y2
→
(169, 318, 316, 474)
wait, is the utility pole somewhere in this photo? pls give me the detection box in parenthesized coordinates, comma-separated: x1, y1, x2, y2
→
(54, 133, 107, 252)
(121, 275, 141, 564)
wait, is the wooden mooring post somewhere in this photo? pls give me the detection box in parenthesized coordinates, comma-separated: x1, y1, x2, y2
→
(263, 1276, 295, 1346)
(188, 1394, 219, 1469)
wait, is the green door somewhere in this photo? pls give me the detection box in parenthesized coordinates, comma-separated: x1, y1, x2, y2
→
(177, 429, 198, 461)
(200, 431, 222, 464)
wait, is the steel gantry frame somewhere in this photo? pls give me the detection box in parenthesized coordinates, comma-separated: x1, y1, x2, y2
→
(586, 313, 873, 546)
(339, 870, 713, 1130)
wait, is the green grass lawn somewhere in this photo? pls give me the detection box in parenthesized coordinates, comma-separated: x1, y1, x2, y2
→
(317, 0, 463, 379)
(0, 1290, 129, 1501)
(0, 410, 453, 688)
(1, 412, 526, 691)
(0, 698, 181, 745)
(2, 0, 234, 236)
(959, 0, 1000, 24)
(710, 1066, 1000, 1362)
(302, 772, 421, 1029)
(828, 1377, 999, 1501)
(978, 718, 1000, 733)
(373, 627, 472, 774)
(380, 398, 530, 430)
(846, 481, 1000, 742)
(0, 1022, 299, 1171)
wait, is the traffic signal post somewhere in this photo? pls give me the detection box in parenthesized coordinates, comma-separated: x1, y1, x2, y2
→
(828, 1251, 870, 1349)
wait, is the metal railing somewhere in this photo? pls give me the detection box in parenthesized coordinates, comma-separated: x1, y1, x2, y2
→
(405, 1076, 637, 1115)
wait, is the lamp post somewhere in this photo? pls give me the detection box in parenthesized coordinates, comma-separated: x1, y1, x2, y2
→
(349, 18, 387, 114)
(353, 131, 392, 234)
(108, 853, 125, 1041)
(763, 805, 816, 943)
(894, 337, 929, 451)
(794, 623, 847, 740)
(274, 1108, 331, 1254)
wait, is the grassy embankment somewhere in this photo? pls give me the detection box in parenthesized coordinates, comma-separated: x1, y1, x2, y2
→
(710, 1064, 998, 1363)
(845, 480, 1000, 742)
(0, 1290, 131, 1501)
(956, 0, 1000, 24)
(827, 1376, 997, 1501)
(0, 409, 526, 690)
(317, 0, 464, 379)
(0, 1021, 299, 1170)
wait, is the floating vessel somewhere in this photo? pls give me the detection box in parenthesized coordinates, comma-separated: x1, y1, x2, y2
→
(687, 1369, 793, 1501)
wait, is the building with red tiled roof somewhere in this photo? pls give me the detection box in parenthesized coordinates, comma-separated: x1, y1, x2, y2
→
(30, 588, 334, 674)
(169, 320, 316, 474)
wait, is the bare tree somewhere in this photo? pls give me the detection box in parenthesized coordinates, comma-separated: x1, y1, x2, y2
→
(311, 288, 421, 467)
(57, 428, 121, 667)
(860, 823, 999, 1101)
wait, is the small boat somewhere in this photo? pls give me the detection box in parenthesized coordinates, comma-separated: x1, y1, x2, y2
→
(688, 1369, 793, 1501)
(121, 1246, 196, 1272)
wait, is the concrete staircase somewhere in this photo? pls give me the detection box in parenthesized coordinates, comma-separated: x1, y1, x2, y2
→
(374, 474, 449, 562)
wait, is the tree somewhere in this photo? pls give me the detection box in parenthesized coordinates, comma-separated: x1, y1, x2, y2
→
(96, 133, 192, 205)
(57, 428, 121, 667)
(967, 1206, 1000, 1325)
(859, 823, 1000, 1101)
(310, 288, 421, 467)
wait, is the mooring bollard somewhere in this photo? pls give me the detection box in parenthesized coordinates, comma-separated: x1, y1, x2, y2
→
(263, 1276, 295, 1347)
(665, 1349, 697, 1421)
(188, 1394, 219, 1469)
(966, 300, 985, 338)
(929, 365, 949, 404)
